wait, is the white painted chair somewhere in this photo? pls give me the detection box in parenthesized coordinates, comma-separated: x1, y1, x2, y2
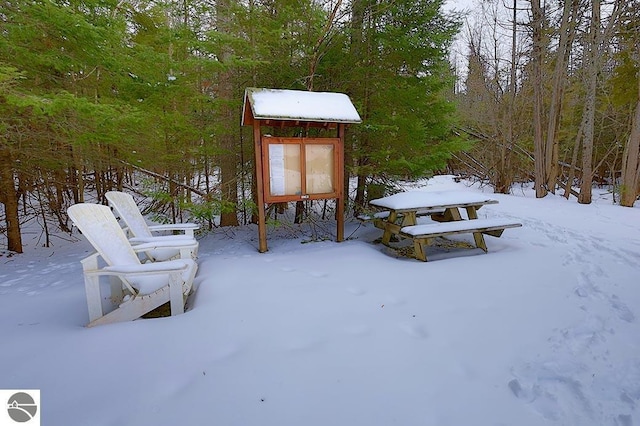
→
(68, 203, 198, 327)
(105, 191, 200, 261)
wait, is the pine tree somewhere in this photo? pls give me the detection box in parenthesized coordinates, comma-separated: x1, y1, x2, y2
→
(335, 0, 463, 212)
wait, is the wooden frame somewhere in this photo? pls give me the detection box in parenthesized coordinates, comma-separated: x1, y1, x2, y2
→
(262, 136, 341, 203)
(252, 126, 346, 253)
(242, 88, 360, 253)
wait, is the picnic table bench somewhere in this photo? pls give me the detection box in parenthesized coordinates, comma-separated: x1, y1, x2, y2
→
(368, 191, 521, 261)
(400, 218, 522, 261)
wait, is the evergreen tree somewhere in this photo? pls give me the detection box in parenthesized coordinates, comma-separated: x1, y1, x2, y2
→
(334, 0, 464, 211)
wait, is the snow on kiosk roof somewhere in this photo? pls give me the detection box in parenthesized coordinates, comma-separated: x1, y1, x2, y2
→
(242, 87, 361, 127)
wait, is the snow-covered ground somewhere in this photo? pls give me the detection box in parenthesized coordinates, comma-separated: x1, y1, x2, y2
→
(1, 176, 639, 426)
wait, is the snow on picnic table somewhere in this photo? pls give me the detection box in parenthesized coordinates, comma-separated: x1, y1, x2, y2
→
(1, 175, 640, 426)
(369, 190, 498, 210)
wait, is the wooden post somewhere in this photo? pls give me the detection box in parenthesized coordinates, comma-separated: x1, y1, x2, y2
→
(336, 124, 346, 242)
(381, 211, 398, 245)
(466, 206, 487, 251)
(253, 122, 268, 252)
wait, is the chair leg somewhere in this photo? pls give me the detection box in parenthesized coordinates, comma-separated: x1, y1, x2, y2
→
(169, 273, 185, 316)
(87, 290, 169, 327)
(84, 275, 104, 323)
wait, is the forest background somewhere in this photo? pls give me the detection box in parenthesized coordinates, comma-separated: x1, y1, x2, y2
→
(1, 0, 639, 254)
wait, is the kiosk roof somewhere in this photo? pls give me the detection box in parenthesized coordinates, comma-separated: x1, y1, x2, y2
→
(242, 87, 362, 125)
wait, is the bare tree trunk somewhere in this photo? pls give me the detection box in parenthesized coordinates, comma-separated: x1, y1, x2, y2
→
(306, 0, 342, 91)
(618, 17, 640, 206)
(217, 0, 239, 226)
(344, 134, 352, 217)
(495, 0, 519, 194)
(70, 143, 84, 203)
(355, 169, 367, 213)
(490, 2, 509, 194)
(544, 0, 578, 192)
(293, 5, 343, 224)
(0, 147, 23, 253)
(578, 0, 601, 204)
(620, 97, 640, 206)
(349, 0, 370, 215)
(564, 121, 584, 199)
(531, 0, 547, 198)
(294, 201, 305, 224)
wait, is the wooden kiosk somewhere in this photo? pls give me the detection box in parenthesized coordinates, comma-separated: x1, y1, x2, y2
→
(242, 88, 361, 252)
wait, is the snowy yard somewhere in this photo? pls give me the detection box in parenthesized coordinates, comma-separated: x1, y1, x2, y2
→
(1, 175, 639, 426)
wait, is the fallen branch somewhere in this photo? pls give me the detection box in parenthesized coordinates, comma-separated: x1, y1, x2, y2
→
(118, 160, 211, 198)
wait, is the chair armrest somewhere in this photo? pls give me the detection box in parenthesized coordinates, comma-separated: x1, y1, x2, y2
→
(148, 223, 200, 237)
(97, 260, 190, 275)
(129, 235, 196, 244)
(130, 239, 198, 252)
(80, 252, 101, 271)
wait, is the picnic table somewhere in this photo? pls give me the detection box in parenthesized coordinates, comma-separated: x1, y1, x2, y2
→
(368, 191, 521, 261)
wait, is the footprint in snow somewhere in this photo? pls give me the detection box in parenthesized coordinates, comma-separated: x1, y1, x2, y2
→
(610, 295, 635, 323)
(343, 324, 370, 336)
(211, 343, 242, 361)
(381, 296, 405, 307)
(509, 362, 592, 422)
(398, 322, 428, 339)
(285, 337, 324, 352)
(575, 274, 636, 323)
(616, 414, 633, 426)
(346, 287, 366, 296)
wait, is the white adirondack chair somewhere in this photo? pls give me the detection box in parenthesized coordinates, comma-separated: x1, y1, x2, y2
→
(68, 203, 198, 327)
(105, 191, 200, 261)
